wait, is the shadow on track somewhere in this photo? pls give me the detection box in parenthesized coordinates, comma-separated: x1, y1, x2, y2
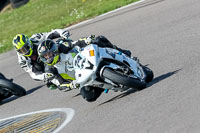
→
(146, 69, 181, 88)
(0, 85, 44, 105)
(72, 93, 81, 98)
(26, 85, 45, 95)
(98, 69, 182, 106)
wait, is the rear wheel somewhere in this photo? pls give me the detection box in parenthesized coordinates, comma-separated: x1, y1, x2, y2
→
(102, 68, 146, 90)
(0, 79, 26, 96)
(10, 0, 29, 8)
(0, 73, 6, 79)
(0, 91, 12, 102)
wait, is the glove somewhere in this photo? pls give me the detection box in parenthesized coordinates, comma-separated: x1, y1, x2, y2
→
(60, 30, 70, 39)
(86, 35, 95, 44)
(30, 33, 43, 44)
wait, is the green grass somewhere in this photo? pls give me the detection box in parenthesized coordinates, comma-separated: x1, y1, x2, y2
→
(0, 0, 139, 54)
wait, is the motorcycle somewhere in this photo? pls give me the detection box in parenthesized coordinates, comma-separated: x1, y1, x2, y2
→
(0, 73, 26, 102)
(71, 44, 154, 92)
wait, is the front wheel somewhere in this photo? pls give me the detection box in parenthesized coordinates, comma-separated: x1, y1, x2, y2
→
(142, 66, 154, 83)
(102, 68, 146, 90)
(0, 79, 26, 96)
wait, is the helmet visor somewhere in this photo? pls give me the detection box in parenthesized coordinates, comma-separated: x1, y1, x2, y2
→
(17, 41, 31, 55)
(40, 51, 55, 64)
(44, 51, 53, 60)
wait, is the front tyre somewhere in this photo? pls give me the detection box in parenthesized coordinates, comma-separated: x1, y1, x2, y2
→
(0, 79, 26, 96)
(80, 86, 104, 102)
(102, 68, 146, 90)
(142, 66, 154, 83)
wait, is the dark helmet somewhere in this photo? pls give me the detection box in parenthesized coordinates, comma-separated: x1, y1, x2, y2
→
(38, 39, 59, 65)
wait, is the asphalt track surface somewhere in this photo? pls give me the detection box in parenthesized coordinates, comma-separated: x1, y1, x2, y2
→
(0, 0, 200, 132)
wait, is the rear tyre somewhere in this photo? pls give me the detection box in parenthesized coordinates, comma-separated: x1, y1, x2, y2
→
(0, 93, 6, 102)
(102, 68, 146, 90)
(10, 0, 29, 8)
(0, 73, 6, 79)
(0, 91, 12, 102)
(0, 79, 26, 96)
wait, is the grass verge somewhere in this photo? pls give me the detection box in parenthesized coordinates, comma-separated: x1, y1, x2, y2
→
(0, 0, 139, 54)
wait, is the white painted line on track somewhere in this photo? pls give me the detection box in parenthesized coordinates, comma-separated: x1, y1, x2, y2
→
(64, 0, 146, 30)
(0, 108, 75, 133)
(53, 108, 75, 133)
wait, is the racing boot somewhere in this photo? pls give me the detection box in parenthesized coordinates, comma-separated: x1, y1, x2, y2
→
(58, 81, 76, 92)
(92, 35, 132, 57)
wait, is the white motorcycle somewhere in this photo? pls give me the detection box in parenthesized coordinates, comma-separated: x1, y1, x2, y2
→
(71, 44, 153, 92)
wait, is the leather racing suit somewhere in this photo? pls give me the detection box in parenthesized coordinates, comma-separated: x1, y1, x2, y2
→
(16, 29, 71, 81)
(44, 35, 132, 102)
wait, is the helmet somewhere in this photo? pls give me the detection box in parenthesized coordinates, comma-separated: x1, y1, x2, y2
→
(12, 34, 33, 56)
(38, 39, 59, 65)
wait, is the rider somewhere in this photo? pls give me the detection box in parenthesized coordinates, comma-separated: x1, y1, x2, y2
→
(37, 35, 132, 102)
(12, 29, 71, 89)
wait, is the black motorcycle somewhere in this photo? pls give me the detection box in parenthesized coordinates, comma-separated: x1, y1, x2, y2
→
(0, 72, 26, 102)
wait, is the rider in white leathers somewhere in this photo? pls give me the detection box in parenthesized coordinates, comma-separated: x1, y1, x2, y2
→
(12, 29, 71, 88)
